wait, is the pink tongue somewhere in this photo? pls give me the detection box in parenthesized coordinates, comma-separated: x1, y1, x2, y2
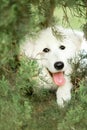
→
(53, 72, 66, 86)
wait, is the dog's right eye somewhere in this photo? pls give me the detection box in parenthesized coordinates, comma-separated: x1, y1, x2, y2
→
(59, 45, 65, 50)
(43, 48, 50, 53)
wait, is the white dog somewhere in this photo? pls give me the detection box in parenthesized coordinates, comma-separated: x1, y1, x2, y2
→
(21, 26, 87, 107)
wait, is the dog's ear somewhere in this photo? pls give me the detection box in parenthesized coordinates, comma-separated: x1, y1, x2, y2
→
(20, 40, 35, 58)
(67, 30, 83, 51)
(72, 32, 83, 50)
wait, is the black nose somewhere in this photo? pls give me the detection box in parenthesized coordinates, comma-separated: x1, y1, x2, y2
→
(54, 61, 64, 70)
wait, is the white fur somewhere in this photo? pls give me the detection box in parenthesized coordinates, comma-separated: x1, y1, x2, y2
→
(21, 26, 87, 107)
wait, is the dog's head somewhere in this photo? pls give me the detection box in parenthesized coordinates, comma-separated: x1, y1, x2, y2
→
(22, 27, 83, 86)
(32, 27, 83, 86)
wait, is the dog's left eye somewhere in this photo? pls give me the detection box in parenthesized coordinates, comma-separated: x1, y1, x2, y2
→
(43, 48, 50, 53)
(59, 45, 65, 50)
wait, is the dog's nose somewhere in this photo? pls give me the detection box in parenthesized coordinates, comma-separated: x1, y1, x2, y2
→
(54, 61, 64, 70)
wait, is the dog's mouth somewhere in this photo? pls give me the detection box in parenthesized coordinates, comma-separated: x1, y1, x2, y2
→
(47, 69, 66, 86)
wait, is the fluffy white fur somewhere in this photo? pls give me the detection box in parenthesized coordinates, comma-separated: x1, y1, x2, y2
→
(21, 26, 87, 107)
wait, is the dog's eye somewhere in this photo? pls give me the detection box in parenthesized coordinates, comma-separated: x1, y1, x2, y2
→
(43, 48, 50, 53)
(59, 45, 65, 50)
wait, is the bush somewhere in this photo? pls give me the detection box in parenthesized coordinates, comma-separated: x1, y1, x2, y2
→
(0, 76, 31, 130)
(0, 59, 38, 130)
(57, 82, 87, 130)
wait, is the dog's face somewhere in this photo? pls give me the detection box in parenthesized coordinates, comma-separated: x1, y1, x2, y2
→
(33, 27, 82, 86)
(21, 27, 82, 86)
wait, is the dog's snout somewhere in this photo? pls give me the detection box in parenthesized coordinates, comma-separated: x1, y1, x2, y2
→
(54, 61, 64, 70)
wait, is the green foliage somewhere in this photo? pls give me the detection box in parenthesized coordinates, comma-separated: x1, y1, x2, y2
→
(0, 76, 31, 130)
(16, 57, 38, 95)
(70, 52, 87, 89)
(83, 23, 87, 39)
(57, 83, 87, 130)
(0, 58, 38, 130)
